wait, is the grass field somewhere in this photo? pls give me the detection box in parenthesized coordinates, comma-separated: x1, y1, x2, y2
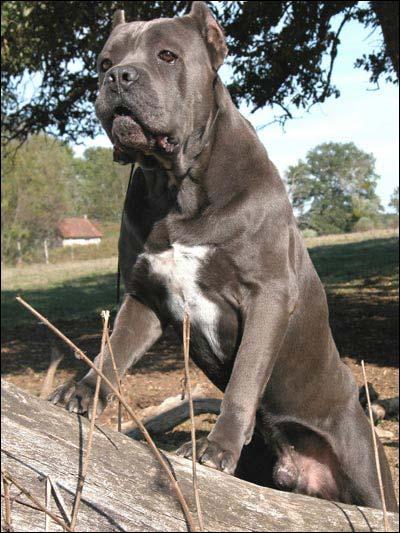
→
(2, 228, 398, 336)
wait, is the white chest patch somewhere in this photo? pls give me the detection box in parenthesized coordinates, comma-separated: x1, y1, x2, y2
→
(140, 244, 222, 357)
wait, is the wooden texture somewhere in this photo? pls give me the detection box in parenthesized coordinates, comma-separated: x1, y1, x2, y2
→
(1, 379, 399, 532)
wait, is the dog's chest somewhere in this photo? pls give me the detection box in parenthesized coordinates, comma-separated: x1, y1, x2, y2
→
(139, 244, 222, 355)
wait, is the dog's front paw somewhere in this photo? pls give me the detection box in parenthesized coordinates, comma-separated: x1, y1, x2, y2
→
(176, 437, 238, 475)
(48, 380, 106, 418)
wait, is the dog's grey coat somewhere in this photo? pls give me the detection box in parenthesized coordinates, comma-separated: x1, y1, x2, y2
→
(50, 1, 397, 511)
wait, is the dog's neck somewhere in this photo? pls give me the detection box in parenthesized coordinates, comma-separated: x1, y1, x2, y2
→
(132, 77, 269, 220)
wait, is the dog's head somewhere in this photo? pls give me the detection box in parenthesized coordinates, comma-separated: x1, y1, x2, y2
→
(95, 1, 227, 167)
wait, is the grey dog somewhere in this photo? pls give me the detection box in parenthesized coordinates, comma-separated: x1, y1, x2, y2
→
(50, 1, 397, 511)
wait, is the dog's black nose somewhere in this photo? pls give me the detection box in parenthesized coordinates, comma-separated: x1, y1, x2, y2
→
(106, 66, 139, 92)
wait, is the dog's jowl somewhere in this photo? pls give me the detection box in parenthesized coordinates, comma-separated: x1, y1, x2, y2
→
(50, 1, 397, 511)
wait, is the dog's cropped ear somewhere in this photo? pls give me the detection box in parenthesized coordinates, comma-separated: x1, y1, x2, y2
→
(189, 1, 228, 71)
(112, 9, 126, 29)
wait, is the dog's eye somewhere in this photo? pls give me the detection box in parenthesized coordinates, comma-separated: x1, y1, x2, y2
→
(158, 50, 178, 64)
(100, 59, 113, 72)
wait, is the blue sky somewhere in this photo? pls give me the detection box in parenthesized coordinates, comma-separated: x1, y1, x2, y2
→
(73, 14, 399, 211)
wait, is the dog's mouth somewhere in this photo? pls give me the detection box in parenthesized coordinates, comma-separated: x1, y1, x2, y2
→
(111, 106, 178, 160)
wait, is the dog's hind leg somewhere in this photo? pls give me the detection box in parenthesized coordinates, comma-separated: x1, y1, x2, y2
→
(48, 294, 162, 415)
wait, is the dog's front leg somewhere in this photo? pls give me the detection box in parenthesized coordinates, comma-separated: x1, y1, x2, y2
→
(177, 285, 293, 474)
(49, 294, 162, 416)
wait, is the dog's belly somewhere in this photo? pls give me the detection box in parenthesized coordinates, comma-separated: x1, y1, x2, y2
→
(139, 244, 224, 360)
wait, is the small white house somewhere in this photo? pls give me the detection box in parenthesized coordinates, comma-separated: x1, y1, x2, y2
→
(58, 216, 102, 247)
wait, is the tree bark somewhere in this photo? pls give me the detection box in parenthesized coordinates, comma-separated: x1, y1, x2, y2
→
(1, 380, 398, 532)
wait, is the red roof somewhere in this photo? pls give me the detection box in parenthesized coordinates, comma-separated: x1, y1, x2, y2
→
(58, 217, 102, 239)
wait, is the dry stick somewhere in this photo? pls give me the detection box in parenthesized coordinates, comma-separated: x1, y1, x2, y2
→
(1, 472, 12, 532)
(16, 296, 197, 533)
(361, 360, 388, 532)
(69, 310, 109, 531)
(105, 329, 123, 432)
(45, 476, 51, 532)
(48, 475, 72, 525)
(183, 310, 204, 532)
(1, 493, 42, 512)
(1, 470, 71, 532)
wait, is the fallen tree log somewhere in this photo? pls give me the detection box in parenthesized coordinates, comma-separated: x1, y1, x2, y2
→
(122, 384, 221, 438)
(1, 380, 398, 532)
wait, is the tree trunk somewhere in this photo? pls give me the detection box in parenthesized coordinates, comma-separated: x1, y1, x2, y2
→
(1, 380, 398, 532)
(371, 1, 399, 78)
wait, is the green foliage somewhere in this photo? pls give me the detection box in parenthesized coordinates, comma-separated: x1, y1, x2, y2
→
(74, 148, 131, 221)
(353, 216, 376, 232)
(286, 142, 383, 235)
(389, 186, 399, 214)
(1, 1, 398, 145)
(1, 135, 75, 262)
(301, 229, 318, 238)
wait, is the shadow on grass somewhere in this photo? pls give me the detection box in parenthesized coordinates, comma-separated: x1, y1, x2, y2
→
(1, 236, 399, 378)
(1, 272, 119, 378)
(309, 237, 399, 287)
(309, 237, 399, 368)
(1, 272, 119, 337)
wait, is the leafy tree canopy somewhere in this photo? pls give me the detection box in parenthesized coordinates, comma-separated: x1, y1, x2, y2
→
(1, 1, 398, 146)
(285, 142, 383, 234)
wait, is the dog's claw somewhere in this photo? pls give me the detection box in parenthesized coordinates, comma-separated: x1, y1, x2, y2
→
(51, 392, 61, 404)
(48, 380, 105, 417)
(176, 437, 238, 475)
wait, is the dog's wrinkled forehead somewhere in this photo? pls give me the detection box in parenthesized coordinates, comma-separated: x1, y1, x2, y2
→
(99, 18, 206, 68)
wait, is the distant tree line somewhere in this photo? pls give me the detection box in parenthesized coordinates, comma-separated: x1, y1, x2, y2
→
(1, 135, 130, 263)
(1, 136, 398, 264)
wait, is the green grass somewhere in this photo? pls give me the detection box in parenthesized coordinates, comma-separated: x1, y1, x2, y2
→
(1, 229, 398, 338)
(1, 257, 119, 335)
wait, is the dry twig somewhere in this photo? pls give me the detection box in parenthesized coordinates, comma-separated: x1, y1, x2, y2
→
(105, 329, 123, 432)
(69, 310, 109, 531)
(1, 494, 41, 512)
(47, 476, 72, 525)
(183, 310, 204, 531)
(361, 360, 388, 532)
(1, 470, 71, 532)
(1, 472, 12, 532)
(45, 476, 51, 532)
(16, 296, 197, 532)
